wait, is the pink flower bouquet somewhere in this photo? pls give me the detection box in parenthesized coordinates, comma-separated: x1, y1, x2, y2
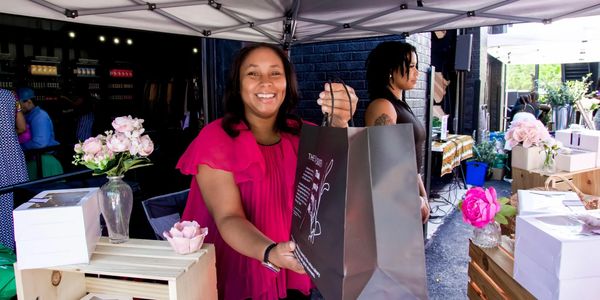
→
(459, 187, 516, 228)
(505, 119, 550, 148)
(73, 115, 154, 176)
(163, 221, 208, 254)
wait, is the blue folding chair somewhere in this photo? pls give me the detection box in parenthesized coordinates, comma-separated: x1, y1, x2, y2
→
(141, 189, 189, 240)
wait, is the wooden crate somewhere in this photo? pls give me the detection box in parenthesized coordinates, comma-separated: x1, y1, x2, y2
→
(467, 239, 534, 300)
(15, 237, 217, 300)
(512, 167, 600, 196)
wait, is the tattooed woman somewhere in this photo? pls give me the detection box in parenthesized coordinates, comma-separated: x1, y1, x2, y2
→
(364, 41, 429, 223)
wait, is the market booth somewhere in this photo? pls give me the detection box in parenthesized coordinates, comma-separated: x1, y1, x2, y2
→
(2, 0, 600, 299)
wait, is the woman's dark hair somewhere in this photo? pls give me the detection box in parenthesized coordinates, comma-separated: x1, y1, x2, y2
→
(222, 43, 301, 137)
(366, 41, 418, 101)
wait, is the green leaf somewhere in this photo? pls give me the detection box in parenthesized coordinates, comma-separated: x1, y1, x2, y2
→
(500, 204, 517, 217)
(494, 213, 508, 225)
(499, 197, 510, 205)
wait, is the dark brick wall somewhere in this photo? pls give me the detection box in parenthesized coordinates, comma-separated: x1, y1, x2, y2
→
(290, 33, 432, 127)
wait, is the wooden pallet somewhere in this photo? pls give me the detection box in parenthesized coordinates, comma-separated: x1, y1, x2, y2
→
(467, 239, 534, 300)
(15, 237, 217, 300)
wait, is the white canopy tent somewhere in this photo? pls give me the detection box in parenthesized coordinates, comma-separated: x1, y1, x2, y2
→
(487, 15, 600, 65)
(1, 0, 599, 47)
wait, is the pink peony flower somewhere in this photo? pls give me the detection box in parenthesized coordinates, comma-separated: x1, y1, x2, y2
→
(461, 187, 501, 228)
(72, 115, 153, 176)
(506, 119, 549, 148)
(106, 133, 131, 153)
(137, 135, 154, 156)
(112, 116, 137, 133)
(163, 221, 208, 255)
(81, 137, 103, 155)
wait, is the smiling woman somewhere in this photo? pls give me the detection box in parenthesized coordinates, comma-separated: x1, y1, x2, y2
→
(176, 43, 357, 300)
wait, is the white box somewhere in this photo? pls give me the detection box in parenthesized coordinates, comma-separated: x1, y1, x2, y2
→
(13, 188, 101, 269)
(512, 145, 543, 170)
(517, 190, 585, 216)
(555, 129, 600, 167)
(513, 250, 600, 300)
(555, 149, 598, 172)
(514, 213, 600, 299)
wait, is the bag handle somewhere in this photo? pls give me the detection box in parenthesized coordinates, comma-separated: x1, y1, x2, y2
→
(544, 175, 584, 198)
(321, 78, 355, 127)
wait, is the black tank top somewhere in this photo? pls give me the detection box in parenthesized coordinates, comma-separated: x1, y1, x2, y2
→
(386, 97, 426, 173)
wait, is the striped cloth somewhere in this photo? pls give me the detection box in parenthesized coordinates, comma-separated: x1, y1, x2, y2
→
(432, 135, 474, 176)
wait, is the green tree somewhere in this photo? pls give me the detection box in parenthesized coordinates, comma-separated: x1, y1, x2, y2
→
(539, 64, 561, 85)
(507, 65, 534, 91)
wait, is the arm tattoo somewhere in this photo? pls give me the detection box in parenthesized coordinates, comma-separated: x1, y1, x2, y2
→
(374, 114, 393, 126)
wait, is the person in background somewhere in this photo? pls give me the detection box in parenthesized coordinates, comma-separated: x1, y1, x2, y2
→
(0, 89, 29, 250)
(61, 86, 97, 142)
(15, 96, 30, 143)
(17, 87, 59, 150)
(177, 43, 357, 300)
(508, 93, 540, 123)
(16, 87, 62, 179)
(364, 41, 430, 224)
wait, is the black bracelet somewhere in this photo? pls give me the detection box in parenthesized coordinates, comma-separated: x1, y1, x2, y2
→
(262, 243, 280, 273)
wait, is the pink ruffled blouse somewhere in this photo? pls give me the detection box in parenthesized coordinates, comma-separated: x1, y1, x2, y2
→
(176, 118, 312, 300)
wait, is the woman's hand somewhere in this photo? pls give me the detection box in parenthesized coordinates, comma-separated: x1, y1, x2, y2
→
(420, 196, 430, 224)
(267, 241, 306, 274)
(317, 83, 358, 128)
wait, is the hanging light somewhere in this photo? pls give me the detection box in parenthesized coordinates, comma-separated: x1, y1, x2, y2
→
(68, 31, 76, 39)
(113, 37, 120, 45)
(192, 47, 198, 54)
(126, 38, 133, 45)
(99, 35, 106, 42)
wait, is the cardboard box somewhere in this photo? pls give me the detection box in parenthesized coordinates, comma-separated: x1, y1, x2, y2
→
(555, 149, 598, 172)
(517, 190, 585, 216)
(13, 188, 101, 269)
(555, 129, 600, 167)
(491, 167, 504, 180)
(511, 145, 543, 170)
(514, 213, 600, 299)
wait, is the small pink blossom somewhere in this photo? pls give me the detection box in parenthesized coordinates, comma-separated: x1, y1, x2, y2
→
(106, 133, 131, 153)
(461, 187, 500, 228)
(163, 221, 208, 254)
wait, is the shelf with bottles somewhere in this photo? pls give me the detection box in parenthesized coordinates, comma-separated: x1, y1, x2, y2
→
(71, 58, 100, 78)
(27, 56, 61, 77)
(24, 56, 63, 102)
(0, 53, 16, 89)
(68, 58, 102, 94)
(106, 62, 135, 101)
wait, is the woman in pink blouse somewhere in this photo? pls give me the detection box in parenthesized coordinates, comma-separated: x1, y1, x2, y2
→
(177, 43, 357, 300)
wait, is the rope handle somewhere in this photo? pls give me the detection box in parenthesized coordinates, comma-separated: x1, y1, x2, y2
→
(320, 78, 354, 127)
(544, 175, 584, 198)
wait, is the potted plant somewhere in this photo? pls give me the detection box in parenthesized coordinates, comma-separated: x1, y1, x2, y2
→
(541, 74, 594, 130)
